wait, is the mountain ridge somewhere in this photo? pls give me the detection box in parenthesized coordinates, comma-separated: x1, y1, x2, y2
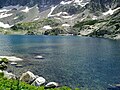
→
(0, 0, 120, 39)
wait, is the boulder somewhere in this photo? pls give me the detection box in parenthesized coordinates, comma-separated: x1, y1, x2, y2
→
(0, 58, 9, 64)
(0, 56, 23, 61)
(31, 77, 46, 86)
(3, 71, 16, 79)
(35, 56, 44, 59)
(45, 82, 59, 88)
(15, 64, 23, 68)
(20, 71, 36, 83)
(108, 84, 120, 90)
(0, 62, 7, 70)
(10, 62, 17, 65)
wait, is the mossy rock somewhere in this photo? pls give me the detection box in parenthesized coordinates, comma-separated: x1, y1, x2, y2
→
(0, 72, 4, 78)
(0, 58, 9, 64)
(0, 64, 7, 70)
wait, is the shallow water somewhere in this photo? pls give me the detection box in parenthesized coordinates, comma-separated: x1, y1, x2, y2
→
(0, 35, 120, 89)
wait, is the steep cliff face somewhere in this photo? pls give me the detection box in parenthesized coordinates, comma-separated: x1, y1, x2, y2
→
(50, 0, 120, 15)
(86, 0, 120, 12)
(0, 0, 62, 8)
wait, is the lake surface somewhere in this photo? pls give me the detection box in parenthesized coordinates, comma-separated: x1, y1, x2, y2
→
(0, 35, 120, 90)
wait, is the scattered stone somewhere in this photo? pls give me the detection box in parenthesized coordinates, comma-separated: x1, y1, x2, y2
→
(3, 71, 16, 79)
(10, 62, 17, 65)
(0, 56, 23, 61)
(1, 62, 7, 67)
(20, 71, 36, 83)
(35, 56, 44, 59)
(15, 64, 23, 68)
(0, 58, 9, 64)
(0, 62, 7, 70)
(108, 84, 120, 90)
(31, 77, 46, 86)
(115, 84, 120, 88)
(45, 82, 59, 88)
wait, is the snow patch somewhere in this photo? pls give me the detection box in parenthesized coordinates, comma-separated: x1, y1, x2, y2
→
(43, 25, 52, 30)
(48, 5, 58, 17)
(55, 12, 63, 17)
(0, 9, 10, 13)
(62, 24, 70, 27)
(73, 0, 89, 7)
(61, 15, 73, 19)
(48, 11, 69, 18)
(60, 1, 72, 5)
(103, 7, 120, 15)
(21, 7, 30, 13)
(0, 22, 12, 28)
(0, 13, 13, 19)
(33, 18, 39, 21)
(80, 17, 86, 21)
(60, 0, 89, 7)
(92, 16, 97, 20)
(14, 16, 19, 20)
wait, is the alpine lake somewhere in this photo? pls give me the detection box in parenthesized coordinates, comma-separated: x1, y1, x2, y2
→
(0, 35, 120, 90)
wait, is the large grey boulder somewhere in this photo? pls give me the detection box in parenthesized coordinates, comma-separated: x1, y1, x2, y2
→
(20, 71, 46, 86)
(45, 82, 59, 88)
(20, 71, 36, 83)
(31, 77, 46, 86)
(3, 71, 16, 79)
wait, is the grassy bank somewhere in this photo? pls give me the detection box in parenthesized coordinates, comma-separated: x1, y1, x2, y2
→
(0, 77, 74, 90)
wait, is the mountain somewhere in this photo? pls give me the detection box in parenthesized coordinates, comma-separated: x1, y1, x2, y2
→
(0, 0, 120, 39)
(0, 0, 62, 8)
(0, 0, 65, 28)
(45, 0, 120, 39)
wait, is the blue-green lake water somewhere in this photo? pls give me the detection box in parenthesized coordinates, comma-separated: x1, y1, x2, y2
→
(0, 35, 120, 90)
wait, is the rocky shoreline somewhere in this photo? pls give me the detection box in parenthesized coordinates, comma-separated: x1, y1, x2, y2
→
(0, 57, 60, 89)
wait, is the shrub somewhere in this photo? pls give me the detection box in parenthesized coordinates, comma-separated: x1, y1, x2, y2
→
(0, 58, 9, 64)
(0, 77, 72, 90)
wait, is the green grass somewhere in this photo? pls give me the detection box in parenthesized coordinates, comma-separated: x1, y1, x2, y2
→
(11, 18, 61, 31)
(0, 77, 73, 90)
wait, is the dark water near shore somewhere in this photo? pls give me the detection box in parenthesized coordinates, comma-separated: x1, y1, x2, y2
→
(0, 35, 120, 90)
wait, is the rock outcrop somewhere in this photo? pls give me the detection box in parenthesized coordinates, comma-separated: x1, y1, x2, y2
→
(31, 77, 46, 86)
(20, 71, 46, 86)
(20, 71, 37, 83)
(45, 82, 59, 89)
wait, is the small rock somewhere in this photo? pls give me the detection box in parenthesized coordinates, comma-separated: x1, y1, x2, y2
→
(3, 71, 16, 79)
(1, 62, 7, 67)
(31, 77, 46, 86)
(10, 62, 17, 65)
(0, 56, 23, 61)
(0, 58, 9, 64)
(20, 71, 36, 83)
(115, 84, 120, 87)
(45, 82, 59, 88)
(15, 64, 23, 68)
(108, 84, 120, 90)
(0, 62, 7, 70)
(35, 56, 44, 59)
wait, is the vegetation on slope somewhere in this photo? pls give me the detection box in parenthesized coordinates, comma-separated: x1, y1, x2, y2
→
(0, 77, 73, 90)
(9, 18, 61, 35)
(72, 10, 120, 38)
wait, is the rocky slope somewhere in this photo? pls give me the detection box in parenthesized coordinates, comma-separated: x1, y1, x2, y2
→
(46, 0, 120, 39)
(72, 9, 120, 39)
(0, 0, 62, 8)
(0, 0, 119, 39)
(0, 0, 63, 28)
